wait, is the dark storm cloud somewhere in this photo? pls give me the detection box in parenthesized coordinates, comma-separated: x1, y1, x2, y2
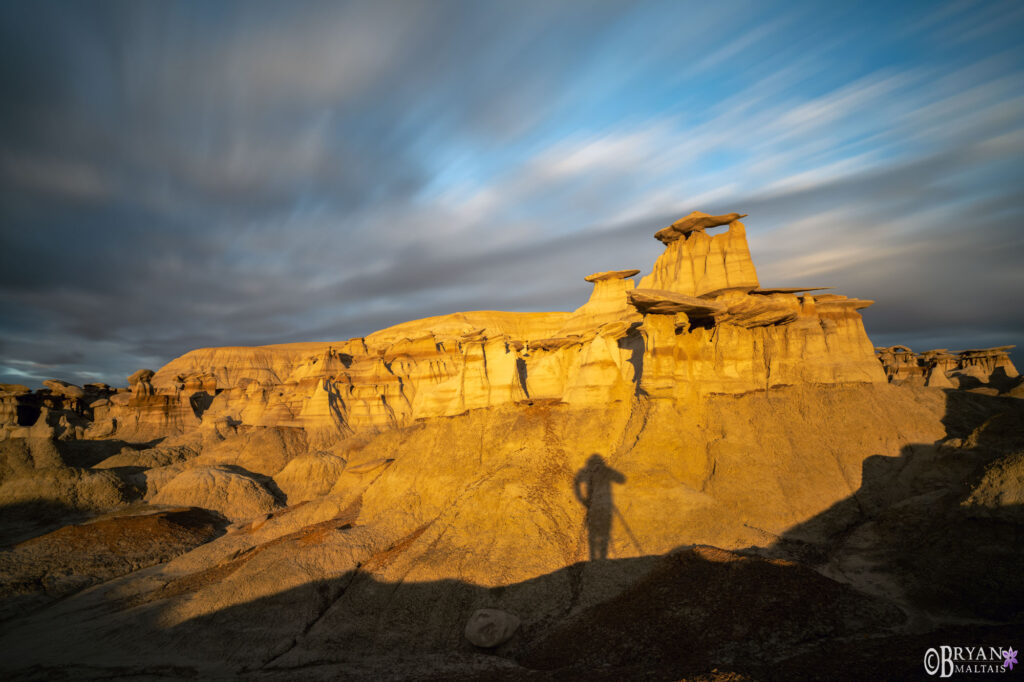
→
(1, 0, 1023, 386)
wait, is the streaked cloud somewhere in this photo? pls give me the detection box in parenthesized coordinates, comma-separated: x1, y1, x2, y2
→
(1, 0, 1022, 386)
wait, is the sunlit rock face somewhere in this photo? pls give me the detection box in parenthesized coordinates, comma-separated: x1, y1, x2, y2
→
(640, 216, 760, 296)
(1, 212, 1021, 680)
(50, 213, 885, 443)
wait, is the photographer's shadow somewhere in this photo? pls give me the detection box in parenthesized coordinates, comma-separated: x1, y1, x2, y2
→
(573, 454, 627, 560)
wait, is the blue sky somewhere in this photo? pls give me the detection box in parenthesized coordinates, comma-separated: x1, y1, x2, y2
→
(1, 0, 1023, 386)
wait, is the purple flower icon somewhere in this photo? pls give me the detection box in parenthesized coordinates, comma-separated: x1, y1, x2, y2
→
(1004, 648, 1018, 671)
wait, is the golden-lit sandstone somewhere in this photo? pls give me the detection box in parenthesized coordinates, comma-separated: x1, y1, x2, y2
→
(0, 211, 1021, 676)
(38, 211, 890, 445)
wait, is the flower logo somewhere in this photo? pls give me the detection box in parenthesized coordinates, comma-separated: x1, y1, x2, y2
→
(1004, 648, 1018, 671)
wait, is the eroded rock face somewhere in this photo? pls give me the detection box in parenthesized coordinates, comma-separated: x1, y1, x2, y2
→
(556, 271, 641, 337)
(0, 211, 911, 449)
(876, 344, 1020, 393)
(0, 211, 1019, 680)
(641, 218, 759, 295)
(64, 213, 880, 442)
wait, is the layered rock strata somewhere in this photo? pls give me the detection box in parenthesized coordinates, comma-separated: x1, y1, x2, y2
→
(1, 213, 899, 445)
(3, 213, 894, 447)
(876, 344, 1019, 389)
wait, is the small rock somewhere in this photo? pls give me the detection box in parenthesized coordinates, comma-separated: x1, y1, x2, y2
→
(464, 608, 520, 648)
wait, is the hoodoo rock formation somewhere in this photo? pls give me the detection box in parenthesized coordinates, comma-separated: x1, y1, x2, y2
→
(1, 212, 1021, 681)
(0, 212, 893, 446)
(877, 344, 1019, 391)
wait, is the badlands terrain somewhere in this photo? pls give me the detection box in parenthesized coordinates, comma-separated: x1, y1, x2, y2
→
(0, 212, 1021, 680)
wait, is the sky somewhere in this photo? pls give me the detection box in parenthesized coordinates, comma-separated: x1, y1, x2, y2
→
(1, 0, 1023, 387)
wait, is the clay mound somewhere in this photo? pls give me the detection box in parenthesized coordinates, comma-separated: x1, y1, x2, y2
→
(151, 465, 282, 523)
(519, 545, 904, 675)
(0, 507, 221, 622)
(0, 467, 134, 514)
(962, 449, 1024, 521)
(0, 438, 64, 483)
(956, 403, 1024, 451)
(273, 451, 347, 504)
(197, 426, 309, 477)
(93, 444, 197, 471)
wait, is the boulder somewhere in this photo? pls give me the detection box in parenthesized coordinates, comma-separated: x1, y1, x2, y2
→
(752, 286, 832, 295)
(653, 211, 747, 244)
(627, 288, 726, 317)
(42, 380, 85, 400)
(464, 608, 521, 648)
(584, 269, 640, 282)
(127, 368, 156, 398)
(718, 294, 799, 328)
(127, 369, 155, 385)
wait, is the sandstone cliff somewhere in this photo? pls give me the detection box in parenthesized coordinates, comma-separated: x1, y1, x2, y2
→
(1, 212, 897, 447)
